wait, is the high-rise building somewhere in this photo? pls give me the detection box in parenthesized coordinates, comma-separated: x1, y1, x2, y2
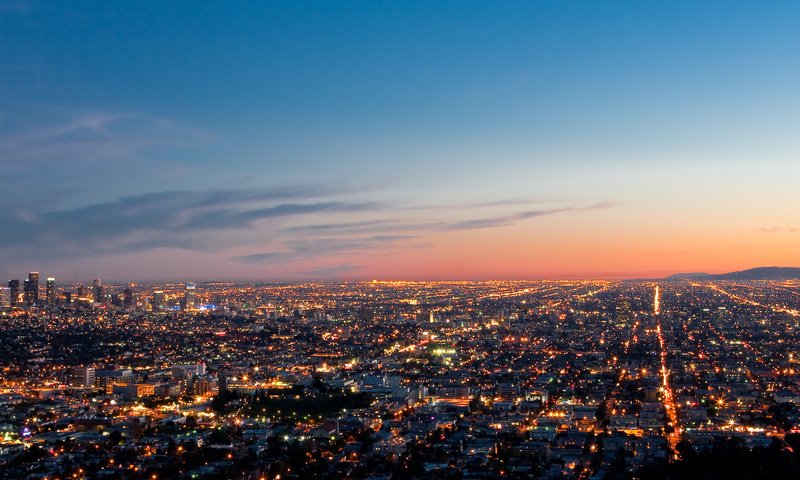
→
(46, 277, 56, 306)
(123, 286, 134, 309)
(93, 278, 103, 303)
(72, 366, 96, 388)
(184, 282, 196, 310)
(24, 272, 39, 306)
(153, 290, 165, 310)
(8, 279, 19, 307)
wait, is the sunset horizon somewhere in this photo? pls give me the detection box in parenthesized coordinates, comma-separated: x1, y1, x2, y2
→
(3, 1, 800, 281)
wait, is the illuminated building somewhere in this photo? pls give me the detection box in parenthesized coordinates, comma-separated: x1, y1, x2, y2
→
(154, 383, 181, 398)
(72, 366, 96, 388)
(95, 368, 133, 389)
(172, 363, 205, 378)
(24, 272, 38, 306)
(7, 279, 19, 307)
(193, 376, 218, 396)
(112, 383, 156, 398)
(153, 290, 165, 310)
(184, 282, 196, 310)
(172, 362, 206, 393)
(46, 277, 55, 305)
(123, 286, 134, 309)
(93, 278, 103, 303)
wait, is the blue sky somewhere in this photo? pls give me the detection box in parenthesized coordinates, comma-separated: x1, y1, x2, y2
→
(2, 1, 800, 281)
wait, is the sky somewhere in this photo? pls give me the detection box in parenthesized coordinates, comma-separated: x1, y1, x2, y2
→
(1, 1, 800, 282)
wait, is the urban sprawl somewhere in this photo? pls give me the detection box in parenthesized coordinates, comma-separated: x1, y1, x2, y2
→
(2, 276, 800, 479)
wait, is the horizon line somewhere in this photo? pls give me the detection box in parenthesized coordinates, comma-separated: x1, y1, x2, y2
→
(8, 265, 798, 285)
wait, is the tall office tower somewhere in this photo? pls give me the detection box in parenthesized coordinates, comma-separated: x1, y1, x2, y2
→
(153, 290, 165, 310)
(123, 286, 134, 309)
(93, 278, 103, 303)
(8, 280, 19, 307)
(184, 282, 196, 310)
(72, 366, 96, 388)
(24, 272, 39, 306)
(46, 277, 56, 305)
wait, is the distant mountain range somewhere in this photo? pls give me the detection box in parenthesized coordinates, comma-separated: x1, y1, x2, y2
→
(665, 267, 800, 281)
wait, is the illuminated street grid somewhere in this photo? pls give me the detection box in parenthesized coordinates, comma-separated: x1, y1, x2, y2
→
(1, 279, 800, 478)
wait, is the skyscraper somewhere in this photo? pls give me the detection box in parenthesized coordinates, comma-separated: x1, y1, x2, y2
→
(46, 277, 55, 306)
(8, 280, 19, 307)
(123, 286, 134, 310)
(93, 278, 103, 303)
(184, 283, 196, 310)
(24, 272, 38, 306)
(153, 290, 165, 310)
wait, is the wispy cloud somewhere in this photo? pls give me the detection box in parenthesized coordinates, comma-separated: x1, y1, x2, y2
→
(0, 186, 378, 257)
(233, 235, 417, 263)
(469, 198, 560, 208)
(0, 111, 214, 173)
(285, 202, 614, 235)
(402, 197, 566, 211)
(181, 202, 378, 230)
(301, 264, 363, 277)
(444, 207, 573, 231)
(230, 201, 615, 266)
(0, 168, 615, 277)
(286, 219, 391, 233)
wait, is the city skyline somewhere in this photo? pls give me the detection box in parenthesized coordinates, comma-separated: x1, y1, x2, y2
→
(7, 266, 800, 288)
(3, 277, 800, 478)
(3, 1, 800, 281)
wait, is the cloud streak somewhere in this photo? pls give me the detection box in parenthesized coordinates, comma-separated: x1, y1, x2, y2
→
(0, 186, 378, 256)
(231, 202, 615, 264)
(443, 202, 614, 231)
(0, 174, 615, 278)
(0, 111, 214, 174)
(233, 235, 418, 263)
